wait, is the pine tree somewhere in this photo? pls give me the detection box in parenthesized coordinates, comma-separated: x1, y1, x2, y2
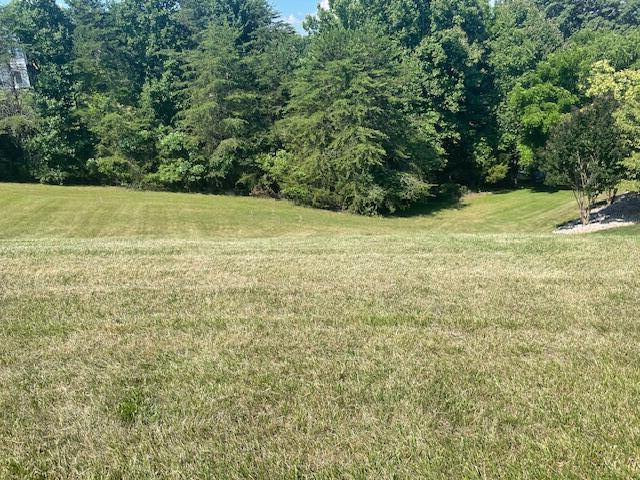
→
(275, 26, 444, 214)
(178, 0, 300, 192)
(180, 23, 260, 190)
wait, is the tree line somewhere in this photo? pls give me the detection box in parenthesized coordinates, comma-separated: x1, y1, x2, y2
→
(1, 0, 639, 219)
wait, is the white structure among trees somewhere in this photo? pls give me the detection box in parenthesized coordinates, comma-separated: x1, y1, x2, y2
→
(0, 48, 30, 90)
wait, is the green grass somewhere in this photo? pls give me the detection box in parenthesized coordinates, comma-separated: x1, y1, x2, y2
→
(597, 223, 640, 236)
(0, 183, 578, 238)
(1, 183, 639, 479)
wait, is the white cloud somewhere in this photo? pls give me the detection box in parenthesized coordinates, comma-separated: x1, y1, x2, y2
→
(320, 0, 330, 10)
(285, 14, 304, 28)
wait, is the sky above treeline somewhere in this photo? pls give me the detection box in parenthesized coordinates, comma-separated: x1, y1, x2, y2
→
(0, 0, 324, 33)
(274, 0, 324, 31)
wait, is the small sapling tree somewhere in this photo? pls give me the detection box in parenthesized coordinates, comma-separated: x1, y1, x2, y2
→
(541, 96, 627, 225)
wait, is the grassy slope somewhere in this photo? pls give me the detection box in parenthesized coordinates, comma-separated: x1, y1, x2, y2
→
(0, 183, 579, 238)
(1, 183, 639, 479)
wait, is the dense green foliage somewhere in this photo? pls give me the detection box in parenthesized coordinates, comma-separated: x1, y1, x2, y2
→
(272, 27, 443, 213)
(588, 60, 640, 181)
(533, 0, 640, 37)
(1, 0, 639, 214)
(542, 96, 627, 224)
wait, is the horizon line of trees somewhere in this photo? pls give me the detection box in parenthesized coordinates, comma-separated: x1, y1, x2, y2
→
(1, 0, 640, 221)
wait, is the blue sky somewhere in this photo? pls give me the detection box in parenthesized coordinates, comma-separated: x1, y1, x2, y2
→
(274, 0, 323, 32)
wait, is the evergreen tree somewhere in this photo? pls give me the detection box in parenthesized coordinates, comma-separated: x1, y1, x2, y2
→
(180, 23, 257, 190)
(178, 0, 299, 192)
(274, 26, 444, 214)
(67, 0, 131, 100)
(315, 0, 497, 187)
(109, 0, 187, 103)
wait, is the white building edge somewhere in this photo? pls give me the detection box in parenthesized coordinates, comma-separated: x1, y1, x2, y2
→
(0, 48, 31, 90)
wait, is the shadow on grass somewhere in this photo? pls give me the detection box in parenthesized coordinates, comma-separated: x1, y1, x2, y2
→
(391, 186, 571, 219)
(489, 184, 562, 195)
(556, 193, 640, 232)
(391, 195, 468, 218)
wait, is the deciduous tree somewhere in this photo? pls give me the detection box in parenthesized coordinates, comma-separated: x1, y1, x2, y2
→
(542, 96, 627, 224)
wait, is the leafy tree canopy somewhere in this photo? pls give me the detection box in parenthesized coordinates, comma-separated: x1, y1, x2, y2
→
(533, 0, 640, 37)
(542, 95, 627, 224)
(588, 60, 640, 179)
(508, 28, 640, 165)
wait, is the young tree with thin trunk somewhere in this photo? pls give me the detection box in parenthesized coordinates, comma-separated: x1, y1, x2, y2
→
(542, 96, 628, 225)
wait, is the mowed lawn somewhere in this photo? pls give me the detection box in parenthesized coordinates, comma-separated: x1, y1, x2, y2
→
(1, 183, 639, 479)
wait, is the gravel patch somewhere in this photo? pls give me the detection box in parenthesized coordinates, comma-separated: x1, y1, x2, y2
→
(555, 192, 640, 234)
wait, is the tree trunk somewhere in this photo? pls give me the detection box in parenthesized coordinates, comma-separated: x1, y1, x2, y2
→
(607, 188, 618, 206)
(573, 189, 592, 226)
(580, 205, 591, 226)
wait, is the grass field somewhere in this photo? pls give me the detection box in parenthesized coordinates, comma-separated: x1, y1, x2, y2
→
(1, 183, 639, 479)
